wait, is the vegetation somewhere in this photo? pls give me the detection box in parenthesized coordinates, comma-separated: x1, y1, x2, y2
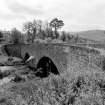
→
(1, 17, 105, 105)
(50, 18, 64, 39)
(0, 31, 3, 38)
(23, 19, 54, 42)
(60, 31, 67, 41)
(1, 17, 97, 44)
(10, 28, 24, 44)
(1, 69, 105, 105)
(23, 20, 37, 43)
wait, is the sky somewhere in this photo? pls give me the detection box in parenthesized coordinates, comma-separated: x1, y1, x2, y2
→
(0, 0, 105, 32)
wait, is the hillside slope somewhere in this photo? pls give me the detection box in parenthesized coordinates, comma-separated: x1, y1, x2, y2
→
(73, 30, 105, 41)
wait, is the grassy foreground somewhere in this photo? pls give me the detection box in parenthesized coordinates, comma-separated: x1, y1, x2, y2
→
(0, 67, 105, 105)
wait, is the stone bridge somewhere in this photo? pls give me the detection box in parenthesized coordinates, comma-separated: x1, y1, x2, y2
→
(2, 42, 102, 74)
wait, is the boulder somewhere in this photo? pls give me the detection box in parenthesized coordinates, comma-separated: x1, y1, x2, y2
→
(0, 66, 16, 73)
(0, 66, 16, 79)
(6, 57, 23, 66)
(0, 77, 14, 85)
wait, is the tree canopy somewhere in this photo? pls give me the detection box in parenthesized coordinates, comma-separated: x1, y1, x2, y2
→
(50, 18, 64, 38)
(50, 18, 64, 31)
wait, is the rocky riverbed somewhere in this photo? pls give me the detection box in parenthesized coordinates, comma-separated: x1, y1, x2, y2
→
(0, 55, 37, 86)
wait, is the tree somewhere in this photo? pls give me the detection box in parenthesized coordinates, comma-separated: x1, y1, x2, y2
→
(11, 28, 24, 44)
(60, 31, 67, 42)
(23, 21, 37, 43)
(43, 21, 53, 39)
(75, 34, 79, 43)
(23, 19, 46, 42)
(0, 31, 3, 38)
(36, 20, 43, 33)
(50, 18, 64, 38)
(67, 34, 72, 41)
(36, 20, 44, 39)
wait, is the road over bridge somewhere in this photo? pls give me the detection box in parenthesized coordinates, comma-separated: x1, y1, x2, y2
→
(2, 42, 103, 74)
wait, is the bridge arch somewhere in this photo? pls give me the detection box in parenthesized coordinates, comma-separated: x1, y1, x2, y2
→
(36, 56, 59, 77)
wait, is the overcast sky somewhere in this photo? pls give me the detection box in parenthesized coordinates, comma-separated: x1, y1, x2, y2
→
(0, 0, 105, 32)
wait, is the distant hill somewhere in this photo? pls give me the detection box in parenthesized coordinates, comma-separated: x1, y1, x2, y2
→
(71, 30, 105, 41)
